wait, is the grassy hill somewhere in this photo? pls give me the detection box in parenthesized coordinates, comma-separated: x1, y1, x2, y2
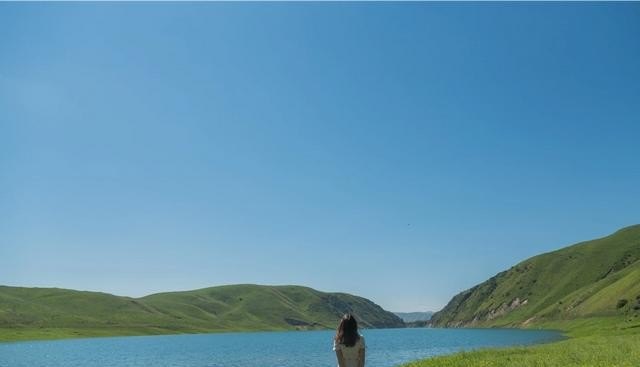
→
(0, 284, 403, 341)
(430, 224, 640, 328)
(404, 225, 640, 367)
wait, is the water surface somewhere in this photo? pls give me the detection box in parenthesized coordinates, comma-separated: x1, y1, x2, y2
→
(0, 328, 562, 367)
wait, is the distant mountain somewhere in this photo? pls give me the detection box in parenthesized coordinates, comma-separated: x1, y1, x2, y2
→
(394, 311, 434, 323)
(431, 225, 640, 328)
(0, 284, 403, 340)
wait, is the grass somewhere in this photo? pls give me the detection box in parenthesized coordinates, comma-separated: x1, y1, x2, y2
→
(403, 309, 640, 365)
(0, 327, 171, 342)
(0, 326, 267, 342)
(403, 334, 640, 367)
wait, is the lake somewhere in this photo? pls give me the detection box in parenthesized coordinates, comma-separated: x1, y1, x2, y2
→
(0, 328, 562, 367)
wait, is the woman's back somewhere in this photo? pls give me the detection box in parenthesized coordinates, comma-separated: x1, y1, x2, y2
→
(333, 336, 365, 367)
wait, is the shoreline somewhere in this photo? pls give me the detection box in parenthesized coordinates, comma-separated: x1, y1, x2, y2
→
(0, 324, 562, 344)
(0, 326, 324, 343)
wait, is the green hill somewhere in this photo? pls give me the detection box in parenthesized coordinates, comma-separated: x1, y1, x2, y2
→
(431, 224, 640, 328)
(0, 284, 403, 341)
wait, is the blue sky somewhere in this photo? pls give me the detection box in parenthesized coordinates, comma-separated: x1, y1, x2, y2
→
(1, 3, 639, 311)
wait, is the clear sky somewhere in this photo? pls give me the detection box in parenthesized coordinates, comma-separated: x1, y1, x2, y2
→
(1, 3, 639, 312)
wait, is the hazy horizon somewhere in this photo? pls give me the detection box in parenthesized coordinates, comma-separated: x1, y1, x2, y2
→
(2, 3, 639, 312)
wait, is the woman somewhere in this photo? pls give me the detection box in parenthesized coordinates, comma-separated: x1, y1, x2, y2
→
(333, 314, 366, 367)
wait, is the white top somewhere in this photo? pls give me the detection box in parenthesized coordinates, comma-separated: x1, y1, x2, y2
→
(333, 335, 365, 367)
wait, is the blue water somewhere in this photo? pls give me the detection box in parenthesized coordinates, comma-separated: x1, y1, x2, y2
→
(0, 328, 561, 367)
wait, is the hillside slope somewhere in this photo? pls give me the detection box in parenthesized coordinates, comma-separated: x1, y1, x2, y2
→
(0, 284, 403, 341)
(431, 224, 640, 327)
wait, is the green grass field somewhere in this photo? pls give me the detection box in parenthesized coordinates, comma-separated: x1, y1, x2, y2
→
(403, 333, 640, 367)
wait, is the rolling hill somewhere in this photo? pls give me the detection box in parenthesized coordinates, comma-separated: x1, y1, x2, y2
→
(0, 284, 403, 341)
(430, 224, 640, 328)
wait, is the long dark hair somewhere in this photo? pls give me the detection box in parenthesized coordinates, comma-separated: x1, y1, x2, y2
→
(335, 313, 360, 347)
